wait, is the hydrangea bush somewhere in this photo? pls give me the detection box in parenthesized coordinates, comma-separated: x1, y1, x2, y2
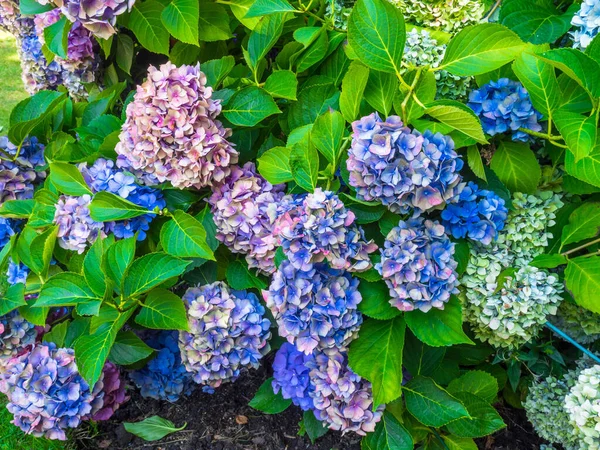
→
(0, 0, 600, 447)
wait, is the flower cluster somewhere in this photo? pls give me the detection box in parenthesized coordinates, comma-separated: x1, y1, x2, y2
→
(0, 310, 37, 361)
(209, 163, 285, 274)
(129, 331, 194, 402)
(441, 181, 508, 245)
(272, 342, 315, 411)
(116, 62, 238, 189)
(325, 0, 353, 30)
(550, 301, 600, 345)
(0, 343, 98, 440)
(402, 29, 473, 100)
(347, 113, 463, 214)
(179, 282, 271, 392)
(0, 136, 46, 204)
(54, 194, 104, 253)
(565, 365, 600, 448)
(274, 189, 376, 272)
(265, 261, 362, 354)
(524, 372, 582, 450)
(0, 217, 20, 248)
(377, 217, 459, 312)
(92, 361, 128, 421)
(7, 260, 29, 285)
(464, 265, 563, 348)
(571, 0, 600, 50)
(389, 0, 486, 33)
(467, 78, 543, 142)
(58, 0, 134, 39)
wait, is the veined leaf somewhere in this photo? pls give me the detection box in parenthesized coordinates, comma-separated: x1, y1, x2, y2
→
(467, 145, 487, 182)
(109, 331, 155, 366)
(160, 210, 215, 260)
(129, 0, 170, 56)
(89, 191, 151, 222)
(554, 109, 597, 162)
(447, 371, 499, 403)
(0, 284, 27, 316)
(311, 109, 345, 166)
(161, 0, 199, 45)
(222, 87, 280, 127)
(123, 253, 190, 299)
(536, 49, 600, 98)
(340, 61, 370, 122)
(245, 0, 295, 18)
(264, 70, 297, 100)
(249, 378, 292, 413)
(490, 141, 541, 193)
(361, 411, 413, 450)
(124, 416, 187, 441)
(364, 70, 397, 116)
(445, 392, 505, 438)
(425, 100, 487, 144)
(257, 146, 293, 184)
(561, 202, 600, 248)
(49, 162, 92, 196)
(136, 288, 189, 330)
(565, 255, 600, 314)
(36, 272, 101, 307)
(512, 52, 561, 117)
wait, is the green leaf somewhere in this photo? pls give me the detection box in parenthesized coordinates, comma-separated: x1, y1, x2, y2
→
(222, 87, 280, 127)
(0, 284, 27, 316)
(257, 146, 293, 184)
(403, 376, 470, 427)
(160, 210, 215, 260)
(245, 0, 295, 17)
(358, 280, 402, 320)
(89, 191, 151, 222)
(197, 1, 232, 42)
(288, 81, 338, 130)
(405, 296, 474, 347)
(565, 136, 600, 187)
(364, 70, 397, 116)
(202, 56, 235, 88)
(124, 416, 187, 441)
(9, 91, 66, 144)
(447, 371, 499, 403)
(467, 146, 487, 182)
(42, 320, 69, 347)
(536, 49, 600, 98)
(225, 260, 267, 290)
(559, 73, 593, 114)
(228, 0, 260, 28)
(561, 202, 600, 248)
(554, 110, 597, 162)
(565, 255, 600, 314)
(0, 199, 34, 218)
(36, 272, 101, 307)
(348, 316, 405, 405)
(19, 0, 54, 14)
(264, 70, 297, 100)
(116, 34, 134, 74)
(104, 237, 135, 291)
(501, 4, 576, 44)
(83, 237, 107, 297)
(123, 253, 190, 299)
(402, 70, 436, 124)
(445, 392, 505, 438)
(290, 139, 319, 192)
(136, 288, 189, 331)
(425, 100, 487, 144)
(439, 436, 478, 450)
(161, 0, 199, 45)
(361, 411, 413, 450)
(529, 253, 568, 269)
(44, 15, 70, 59)
(440, 24, 527, 76)
(49, 162, 92, 196)
(512, 52, 561, 117)
(490, 141, 541, 193)
(109, 331, 155, 366)
(249, 378, 292, 414)
(340, 61, 370, 122)
(311, 109, 345, 166)
(169, 42, 200, 66)
(303, 410, 329, 443)
(28, 225, 58, 278)
(347, 0, 405, 74)
(129, 0, 170, 55)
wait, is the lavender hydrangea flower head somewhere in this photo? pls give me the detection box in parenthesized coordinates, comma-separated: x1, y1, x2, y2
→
(179, 282, 271, 392)
(92, 361, 128, 421)
(441, 181, 508, 245)
(347, 113, 463, 214)
(129, 331, 194, 402)
(274, 189, 377, 272)
(376, 217, 459, 312)
(467, 79, 543, 142)
(209, 162, 286, 274)
(265, 261, 363, 355)
(1, 343, 97, 440)
(0, 136, 46, 204)
(307, 348, 384, 435)
(57, 0, 135, 39)
(116, 62, 238, 189)
(272, 342, 315, 411)
(54, 194, 104, 253)
(571, 0, 600, 50)
(0, 310, 37, 361)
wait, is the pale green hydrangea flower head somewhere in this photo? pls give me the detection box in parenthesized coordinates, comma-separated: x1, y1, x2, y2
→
(565, 365, 600, 449)
(550, 301, 600, 345)
(389, 0, 486, 33)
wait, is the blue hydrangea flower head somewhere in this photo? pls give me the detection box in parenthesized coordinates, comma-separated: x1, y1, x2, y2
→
(441, 181, 508, 245)
(265, 261, 363, 354)
(272, 342, 315, 411)
(0, 217, 20, 249)
(179, 282, 272, 392)
(348, 113, 463, 214)
(129, 331, 194, 402)
(467, 78, 542, 142)
(6, 260, 29, 285)
(0, 136, 46, 204)
(376, 217, 459, 312)
(571, 0, 600, 49)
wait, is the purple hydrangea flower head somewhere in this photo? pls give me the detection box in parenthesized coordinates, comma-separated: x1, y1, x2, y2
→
(0, 136, 46, 204)
(116, 62, 238, 189)
(272, 342, 315, 411)
(376, 217, 459, 312)
(54, 194, 104, 253)
(209, 162, 286, 274)
(129, 331, 194, 402)
(7, 260, 29, 285)
(92, 361, 128, 421)
(347, 113, 463, 214)
(57, 0, 135, 39)
(0, 343, 98, 440)
(273, 189, 377, 272)
(0, 217, 20, 249)
(467, 78, 542, 142)
(0, 310, 37, 361)
(264, 261, 363, 355)
(307, 348, 384, 435)
(0, 0, 19, 33)
(441, 181, 508, 245)
(179, 282, 272, 392)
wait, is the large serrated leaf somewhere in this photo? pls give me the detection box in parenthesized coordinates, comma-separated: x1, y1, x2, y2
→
(565, 255, 600, 314)
(490, 141, 541, 193)
(161, 0, 199, 45)
(160, 210, 215, 260)
(129, 0, 170, 56)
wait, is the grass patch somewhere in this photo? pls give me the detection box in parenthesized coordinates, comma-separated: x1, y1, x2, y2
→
(0, 31, 28, 132)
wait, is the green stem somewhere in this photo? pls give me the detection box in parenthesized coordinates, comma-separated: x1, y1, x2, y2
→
(431, 429, 450, 450)
(561, 236, 600, 256)
(400, 67, 423, 120)
(517, 127, 567, 147)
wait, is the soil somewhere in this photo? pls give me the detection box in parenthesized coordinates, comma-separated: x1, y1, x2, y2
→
(78, 362, 546, 450)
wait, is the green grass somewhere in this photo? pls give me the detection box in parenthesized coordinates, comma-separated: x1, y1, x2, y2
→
(0, 31, 28, 132)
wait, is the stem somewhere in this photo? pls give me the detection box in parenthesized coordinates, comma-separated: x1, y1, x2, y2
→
(484, 0, 502, 21)
(431, 429, 450, 450)
(517, 127, 568, 147)
(545, 322, 600, 365)
(561, 236, 600, 256)
(399, 68, 423, 120)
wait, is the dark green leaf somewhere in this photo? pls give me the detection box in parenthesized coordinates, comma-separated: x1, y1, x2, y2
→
(536, 49, 600, 98)
(225, 260, 267, 290)
(136, 288, 189, 330)
(447, 371, 499, 403)
(249, 378, 292, 414)
(129, 0, 170, 55)
(109, 331, 155, 366)
(123, 253, 190, 298)
(361, 411, 413, 450)
(9, 91, 66, 144)
(44, 15, 70, 59)
(104, 236, 135, 291)
(490, 141, 541, 193)
(303, 410, 328, 443)
(203, 56, 235, 88)
(36, 272, 101, 307)
(197, 1, 231, 41)
(222, 87, 280, 127)
(42, 320, 69, 347)
(445, 392, 505, 438)
(116, 34, 134, 74)
(89, 191, 151, 222)
(529, 253, 568, 269)
(358, 280, 402, 320)
(0, 284, 27, 316)
(160, 210, 215, 260)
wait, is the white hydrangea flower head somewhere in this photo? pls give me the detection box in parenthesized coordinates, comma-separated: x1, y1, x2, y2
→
(566, 365, 600, 449)
(388, 0, 486, 33)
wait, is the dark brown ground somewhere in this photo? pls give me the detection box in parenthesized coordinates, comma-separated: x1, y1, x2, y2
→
(78, 366, 546, 450)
